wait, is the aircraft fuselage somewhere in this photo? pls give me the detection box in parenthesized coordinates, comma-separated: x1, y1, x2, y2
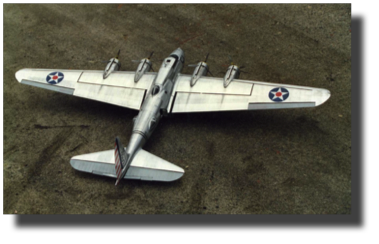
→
(119, 48, 185, 177)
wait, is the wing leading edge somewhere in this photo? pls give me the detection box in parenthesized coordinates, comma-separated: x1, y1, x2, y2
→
(168, 75, 330, 113)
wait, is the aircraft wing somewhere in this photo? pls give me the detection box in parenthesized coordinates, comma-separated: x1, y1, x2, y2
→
(15, 69, 156, 110)
(168, 75, 330, 113)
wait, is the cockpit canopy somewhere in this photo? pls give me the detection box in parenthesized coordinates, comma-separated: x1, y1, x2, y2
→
(151, 85, 160, 96)
(169, 54, 179, 68)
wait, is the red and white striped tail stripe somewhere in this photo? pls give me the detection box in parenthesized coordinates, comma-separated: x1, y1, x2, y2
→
(115, 141, 123, 180)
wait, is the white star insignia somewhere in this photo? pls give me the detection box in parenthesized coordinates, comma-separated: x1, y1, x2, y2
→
(270, 88, 288, 101)
(48, 72, 63, 83)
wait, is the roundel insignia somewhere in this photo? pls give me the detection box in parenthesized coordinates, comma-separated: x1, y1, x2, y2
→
(268, 87, 290, 102)
(46, 71, 64, 85)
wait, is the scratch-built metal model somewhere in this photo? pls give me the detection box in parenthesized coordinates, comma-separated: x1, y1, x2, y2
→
(15, 48, 330, 185)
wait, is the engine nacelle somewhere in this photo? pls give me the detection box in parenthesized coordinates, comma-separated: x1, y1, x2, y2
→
(190, 61, 208, 87)
(134, 58, 153, 82)
(223, 65, 240, 88)
(103, 57, 121, 79)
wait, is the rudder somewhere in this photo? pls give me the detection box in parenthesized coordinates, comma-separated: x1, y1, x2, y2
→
(114, 137, 128, 185)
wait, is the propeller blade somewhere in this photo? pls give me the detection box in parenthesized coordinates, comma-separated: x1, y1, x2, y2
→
(188, 64, 198, 67)
(151, 66, 155, 72)
(239, 65, 245, 69)
(116, 49, 121, 59)
(132, 60, 140, 63)
(206, 67, 214, 77)
(204, 53, 210, 62)
(148, 51, 154, 59)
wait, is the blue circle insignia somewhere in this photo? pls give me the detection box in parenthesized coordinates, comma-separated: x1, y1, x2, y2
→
(268, 87, 290, 102)
(46, 72, 64, 85)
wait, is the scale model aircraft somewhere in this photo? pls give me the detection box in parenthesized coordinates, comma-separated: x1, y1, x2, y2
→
(15, 48, 330, 185)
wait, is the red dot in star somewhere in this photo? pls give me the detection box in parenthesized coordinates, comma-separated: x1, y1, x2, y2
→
(52, 75, 58, 80)
(275, 92, 282, 97)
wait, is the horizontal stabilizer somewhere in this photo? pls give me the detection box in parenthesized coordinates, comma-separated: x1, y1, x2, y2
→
(70, 148, 184, 182)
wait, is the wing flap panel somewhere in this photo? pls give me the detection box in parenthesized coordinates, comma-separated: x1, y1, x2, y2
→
(73, 82, 145, 110)
(175, 75, 253, 95)
(171, 93, 251, 113)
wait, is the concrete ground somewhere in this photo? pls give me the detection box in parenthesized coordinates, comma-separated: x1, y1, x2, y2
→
(4, 4, 351, 215)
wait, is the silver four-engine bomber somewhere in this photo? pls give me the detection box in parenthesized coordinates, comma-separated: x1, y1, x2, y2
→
(15, 48, 331, 185)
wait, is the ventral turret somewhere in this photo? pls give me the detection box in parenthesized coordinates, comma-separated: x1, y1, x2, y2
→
(103, 50, 121, 79)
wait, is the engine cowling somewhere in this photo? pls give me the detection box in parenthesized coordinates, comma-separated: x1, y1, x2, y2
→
(103, 58, 121, 79)
(134, 58, 153, 82)
(103, 51, 121, 79)
(223, 65, 240, 88)
(190, 61, 208, 87)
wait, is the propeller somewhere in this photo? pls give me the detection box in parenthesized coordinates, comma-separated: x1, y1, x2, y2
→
(98, 49, 121, 64)
(132, 51, 155, 72)
(204, 53, 210, 63)
(227, 55, 247, 72)
(189, 53, 210, 65)
(203, 53, 213, 76)
(188, 53, 213, 76)
(132, 51, 154, 63)
(147, 51, 154, 60)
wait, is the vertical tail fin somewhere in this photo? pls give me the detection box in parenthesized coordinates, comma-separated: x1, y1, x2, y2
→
(114, 137, 128, 185)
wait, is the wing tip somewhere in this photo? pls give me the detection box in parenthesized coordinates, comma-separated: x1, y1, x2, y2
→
(15, 68, 28, 83)
(315, 88, 331, 107)
(69, 157, 82, 171)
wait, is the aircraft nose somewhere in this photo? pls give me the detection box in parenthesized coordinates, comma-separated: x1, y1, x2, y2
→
(171, 48, 184, 57)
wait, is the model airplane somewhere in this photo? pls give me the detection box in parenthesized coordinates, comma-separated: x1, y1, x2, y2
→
(15, 48, 331, 185)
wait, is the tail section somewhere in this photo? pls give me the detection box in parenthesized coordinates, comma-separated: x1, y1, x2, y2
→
(114, 137, 129, 185)
(70, 147, 184, 183)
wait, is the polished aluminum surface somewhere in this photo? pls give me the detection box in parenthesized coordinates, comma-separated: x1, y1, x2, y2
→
(15, 48, 330, 184)
(223, 65, 240, 88)
(168, 75, 330, 113)
(70, 148, 184, 182)
(134, 58, 153, 82)
(189, 61, 208, 86)
(103, 50, 121, 79)
(189, 53, 211, 87)
(103, 58, 121, 79)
